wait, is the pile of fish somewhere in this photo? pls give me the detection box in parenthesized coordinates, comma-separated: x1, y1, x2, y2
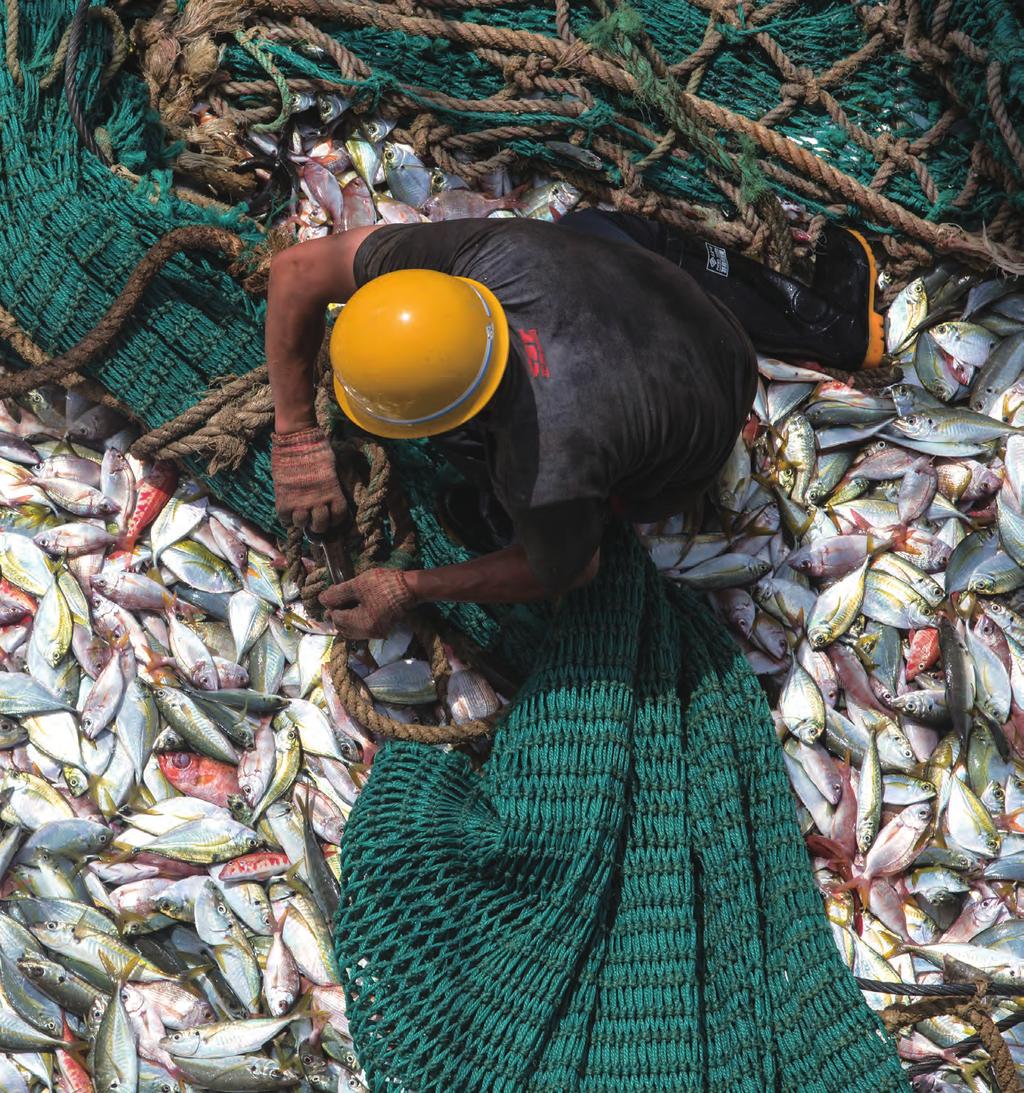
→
(0, 377, 506, 1091)
(638, 268, 1024, 1089)
(213, 94, 586, 237)
(0, 92, 1018, 1091)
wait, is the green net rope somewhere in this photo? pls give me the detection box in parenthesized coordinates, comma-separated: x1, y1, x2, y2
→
(334, 524, 909, 1091)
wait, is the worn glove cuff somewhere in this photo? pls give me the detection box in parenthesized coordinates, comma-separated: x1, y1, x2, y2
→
(381, 569, 415, 615)
(272, 427, 327, 451)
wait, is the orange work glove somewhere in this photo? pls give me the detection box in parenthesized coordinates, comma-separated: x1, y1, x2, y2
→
(320, 568, 416, 639)
(271, 428, 347, 532)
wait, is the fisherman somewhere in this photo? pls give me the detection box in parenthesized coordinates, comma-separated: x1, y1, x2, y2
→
(266, 211, 884, 638)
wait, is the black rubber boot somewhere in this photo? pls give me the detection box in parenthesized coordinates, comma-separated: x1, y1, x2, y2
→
(559, 210, 884, 371)
(809, 226, 885, 367)
(659, 227, 884, 371)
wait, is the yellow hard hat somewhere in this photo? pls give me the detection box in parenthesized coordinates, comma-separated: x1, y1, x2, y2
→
(330, 269, 510, 439)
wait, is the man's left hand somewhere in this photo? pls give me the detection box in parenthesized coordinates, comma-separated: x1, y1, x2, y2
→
(319, 568, 416, 639)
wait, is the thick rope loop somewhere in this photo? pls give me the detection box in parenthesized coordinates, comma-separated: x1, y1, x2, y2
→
(327, 638, 495, 742)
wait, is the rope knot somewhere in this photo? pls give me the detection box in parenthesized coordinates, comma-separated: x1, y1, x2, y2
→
(779, 67, 821, 106)
(614, 188, 658, 217)
(794, 66, 821, 105)
(778, 81, 803, 103)
(860, 5, 888, 32)
(502, 52, 546, 92)
(875, 132, 912, 167)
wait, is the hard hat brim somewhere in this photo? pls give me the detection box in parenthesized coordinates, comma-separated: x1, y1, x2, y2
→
(333, 277, 510, 440)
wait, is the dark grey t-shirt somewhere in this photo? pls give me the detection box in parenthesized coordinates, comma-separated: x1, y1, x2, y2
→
(354, 218, 756, 588)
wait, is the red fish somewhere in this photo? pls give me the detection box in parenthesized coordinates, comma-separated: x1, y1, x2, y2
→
(301, 162, 344, 232)
(905, 628, 939, 680)
(829, 761, 857, 863)
(342, 177, 375, 230)
(0, 579, 33, 625)
(423, 189, 521, 221)
(218, 850, 291, 883)
(56, 1016, 92, 1091)
(118, 460, 178, 551)
(131, 854, 205, 877)
(158, 752, 240, 807)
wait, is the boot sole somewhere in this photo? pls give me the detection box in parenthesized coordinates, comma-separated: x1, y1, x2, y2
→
(843, 229, 885, 369)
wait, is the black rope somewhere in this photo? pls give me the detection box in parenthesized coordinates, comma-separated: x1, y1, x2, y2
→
(855, 977, 1024, 998)
(857, 977, 1024, 1080)
(903, 1012, 1024, 1078)
(64, 0, 107, 163)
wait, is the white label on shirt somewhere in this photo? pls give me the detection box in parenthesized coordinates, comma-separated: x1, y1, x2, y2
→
(705, 243, 730, 277)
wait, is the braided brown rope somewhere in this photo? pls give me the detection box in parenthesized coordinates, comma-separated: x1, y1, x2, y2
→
(881, 982, 1023, 1093)
(0, 303, 137, 415)
(987, 61, 1024, 177)
(130, 368, 269, 460)
(4, 0, 22, 87)
(327, 638, 495, 742)
(0, 290, 272, 477)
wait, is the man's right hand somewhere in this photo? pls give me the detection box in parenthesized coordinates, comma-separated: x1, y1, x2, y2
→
(271, 427, 348, 532)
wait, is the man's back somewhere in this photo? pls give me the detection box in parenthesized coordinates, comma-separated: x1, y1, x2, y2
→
(354, 217, 757, 523)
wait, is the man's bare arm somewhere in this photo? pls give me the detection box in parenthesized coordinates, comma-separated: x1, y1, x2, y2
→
(265, 227, 380, 433)
(319, 547, 600, 638)
(405, 545, 600, 604)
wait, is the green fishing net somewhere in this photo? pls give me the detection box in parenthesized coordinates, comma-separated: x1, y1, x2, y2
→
(334, 524, 908, 1091)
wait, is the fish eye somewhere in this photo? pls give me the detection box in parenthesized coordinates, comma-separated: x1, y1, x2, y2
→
(217, 903, 227, 915)
(46, 920, 59, 930)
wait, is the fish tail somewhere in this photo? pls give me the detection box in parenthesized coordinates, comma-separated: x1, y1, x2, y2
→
(179, 962, 214, 983)
(805, 833, 853, 868)
(887, 524, 913, 552)
(115, 529, 138, 553)
(827, 874, 872, 903)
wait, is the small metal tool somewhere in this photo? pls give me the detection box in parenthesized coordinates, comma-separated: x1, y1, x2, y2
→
(305, 529, 354, 585)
